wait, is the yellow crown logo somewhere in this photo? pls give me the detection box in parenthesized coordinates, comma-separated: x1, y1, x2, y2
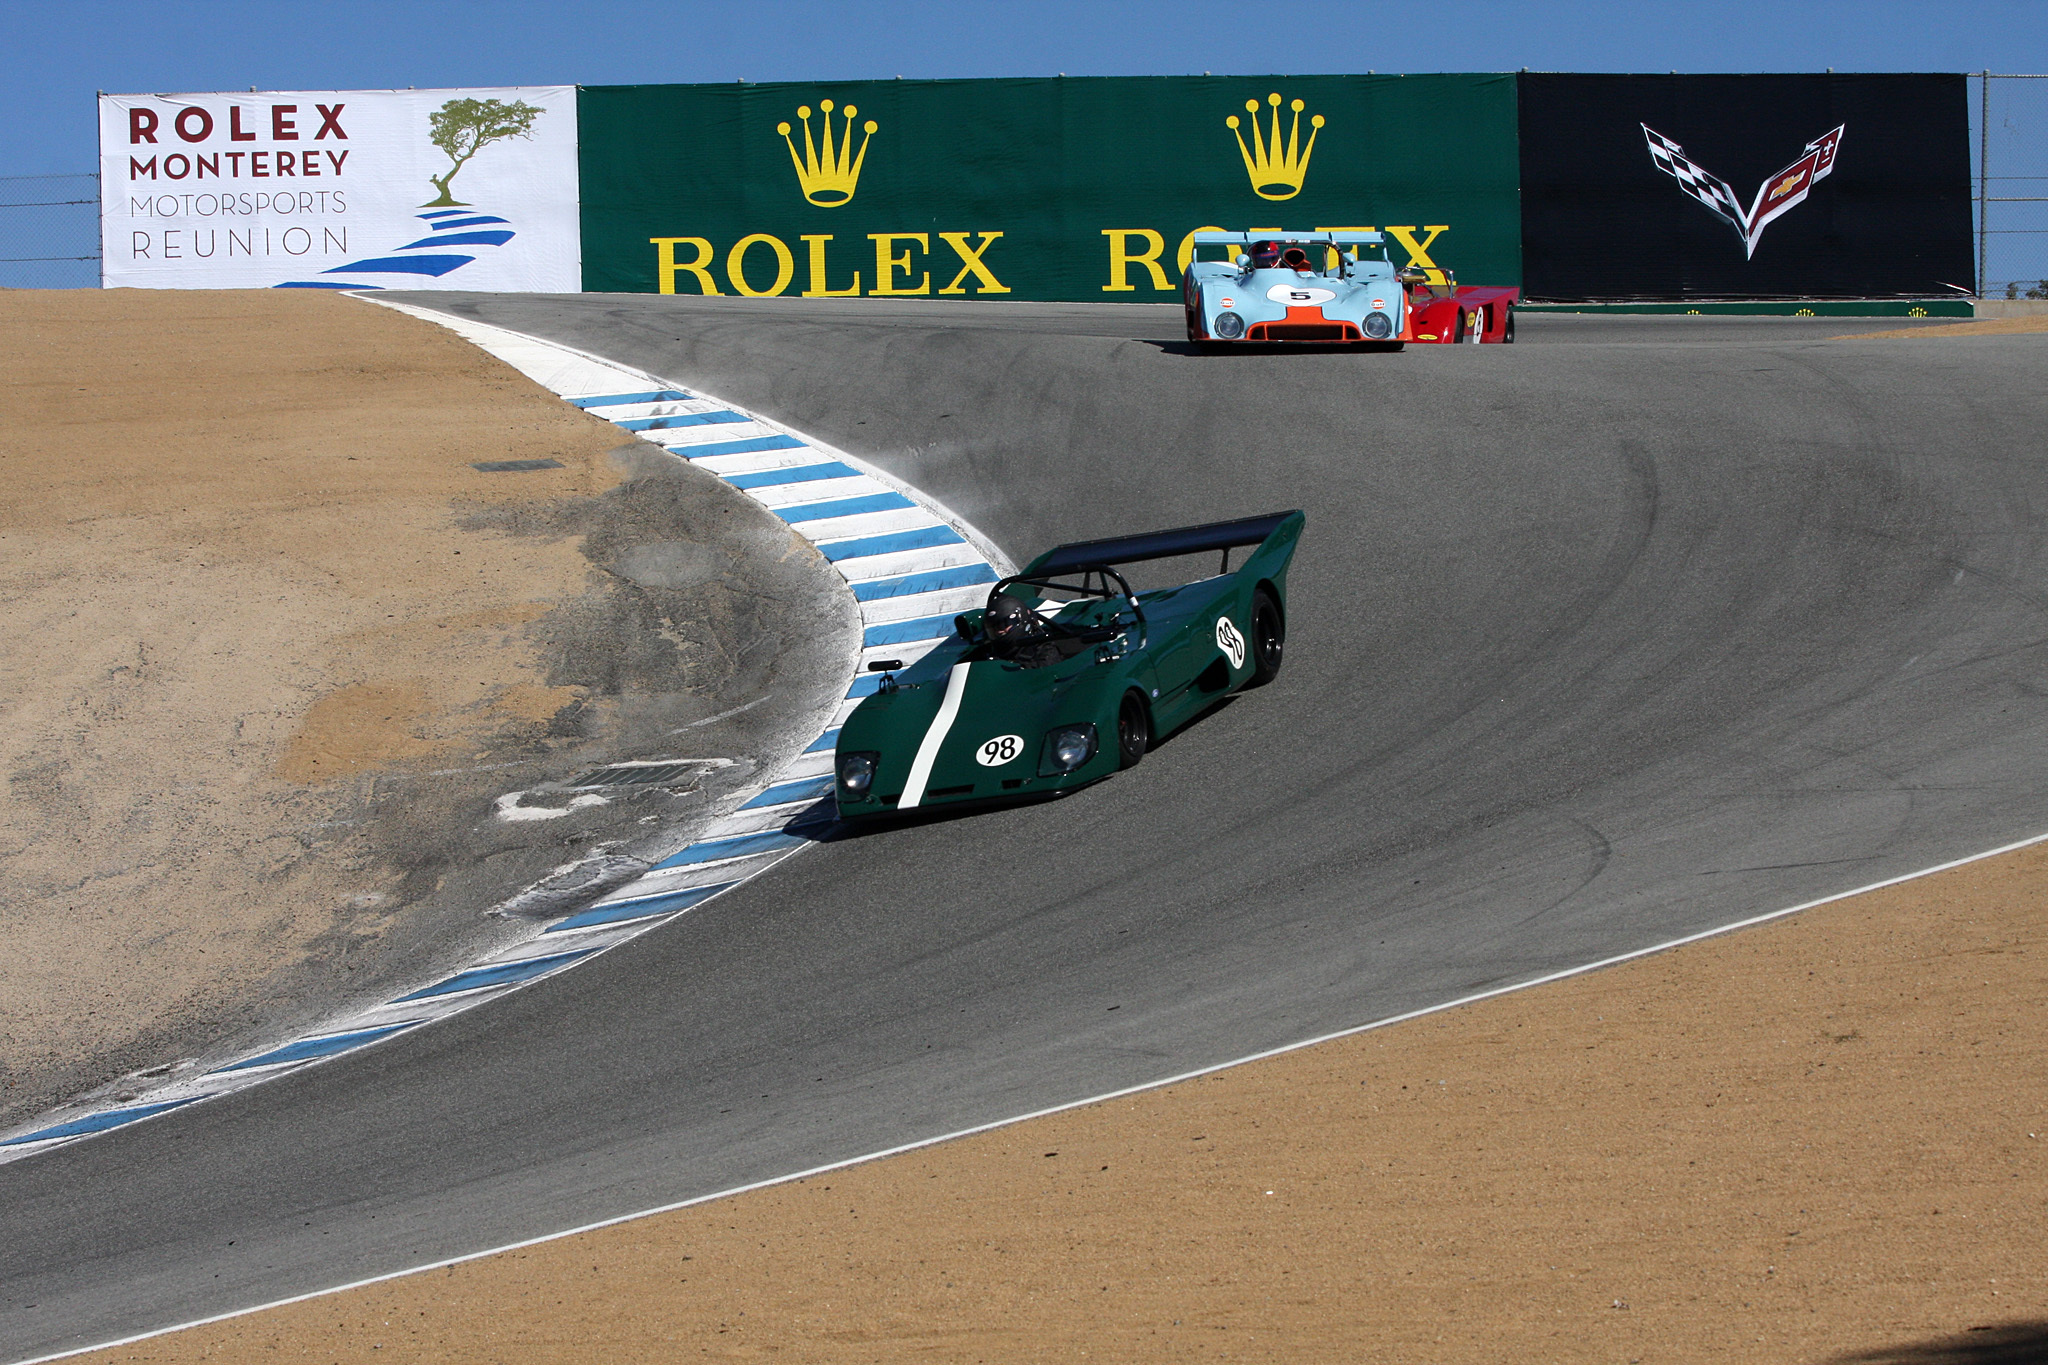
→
(777, 99, 877, 207)
(1226, 93, 1325, 201)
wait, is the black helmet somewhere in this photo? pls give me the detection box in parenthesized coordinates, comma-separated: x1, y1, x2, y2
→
(984, 592, 1045, 646)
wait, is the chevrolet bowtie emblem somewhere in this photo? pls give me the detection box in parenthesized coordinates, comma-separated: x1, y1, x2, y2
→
(1643, 123, 1845, 259)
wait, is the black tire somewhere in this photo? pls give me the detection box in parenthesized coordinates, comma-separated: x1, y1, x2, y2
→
(1452, 308, 1468, 343)
(1247, 588, 1285, 688)
(1502, 307, 1516, 344)
(1116, 691, 1151, 769)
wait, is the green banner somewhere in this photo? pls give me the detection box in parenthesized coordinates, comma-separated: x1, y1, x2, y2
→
(577, 74, 1520, 301)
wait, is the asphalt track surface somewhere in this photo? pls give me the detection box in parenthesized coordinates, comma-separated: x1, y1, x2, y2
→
(8, 303, 2048, 1359)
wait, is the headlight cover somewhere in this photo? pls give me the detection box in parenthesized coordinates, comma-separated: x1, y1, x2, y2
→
(1364, 311, 1393, 339)
(837, 750, 879, 796)
(1213, 310, 1245, 339)
(1039, 723, 1099, 776)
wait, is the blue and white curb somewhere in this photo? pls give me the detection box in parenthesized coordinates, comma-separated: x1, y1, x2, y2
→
(0, 306, 1010, 1165)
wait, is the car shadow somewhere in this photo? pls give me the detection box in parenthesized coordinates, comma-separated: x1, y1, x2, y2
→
(1144, 339, 1409, 357)
(1818, 1322, 2048, 1365)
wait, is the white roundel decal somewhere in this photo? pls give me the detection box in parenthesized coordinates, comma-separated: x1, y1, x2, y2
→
(1215, 616, 1247, 669)
(975, 734, 1025, 767)
(1266, 283, 1336, 306)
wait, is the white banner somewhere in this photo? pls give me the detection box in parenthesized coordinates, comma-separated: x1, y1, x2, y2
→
(99, 87, 579, 291)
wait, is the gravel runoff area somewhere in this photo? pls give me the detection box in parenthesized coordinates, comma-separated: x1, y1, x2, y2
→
(0, 289, 858, 1132)
(35, 310, 2047, 1365)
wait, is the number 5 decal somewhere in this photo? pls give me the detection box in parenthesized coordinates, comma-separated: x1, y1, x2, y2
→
(1216, 616, 1246, 669)
(976, 734, 1025, 766)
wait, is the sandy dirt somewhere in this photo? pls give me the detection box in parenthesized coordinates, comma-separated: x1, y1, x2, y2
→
(0, 290, 858, 1130)
(1844, 314, 2048, 339)
(72, 836, 2046, 1365)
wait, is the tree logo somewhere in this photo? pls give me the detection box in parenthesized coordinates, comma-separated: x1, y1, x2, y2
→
(424, 97, 544, 207)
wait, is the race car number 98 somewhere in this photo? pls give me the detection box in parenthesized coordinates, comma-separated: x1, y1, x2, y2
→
(1215, 616, 1247, 669)
(976, 734, 1025, 766)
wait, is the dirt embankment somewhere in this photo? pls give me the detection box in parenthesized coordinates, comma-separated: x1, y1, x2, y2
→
(0, 289, 858, 1130)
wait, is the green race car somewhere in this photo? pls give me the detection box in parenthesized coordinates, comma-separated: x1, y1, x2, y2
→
(834, 510, 1305, 818)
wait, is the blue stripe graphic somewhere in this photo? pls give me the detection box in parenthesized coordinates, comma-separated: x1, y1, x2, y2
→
(569, 390, 691, 408)
(851, 564, 1000, 601)
(675, 434, 807, 459)
(864, 614, 960, 647)
(394, 949, 598, 1002)
(822, 525, 965, 563)
(214, 1023, 419, 1073)
(322, 254, 477, 278)
(653, 828, 814, 870)
(2, 1098, 199, 1146)
(723, 461, 856, 490)
(431, 216, 510, 230)
(613, 410, 746, 432)
(775, 492, 915, 524)
(397, 231, 514, 249)
(417, 209, 469, 219)
(545, 881, 738, 933)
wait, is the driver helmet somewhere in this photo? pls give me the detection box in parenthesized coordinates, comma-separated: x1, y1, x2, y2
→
(1281, 246, 1312, 271)
(984, 592, 1046, 647)
(1249, 239, 1282, 268)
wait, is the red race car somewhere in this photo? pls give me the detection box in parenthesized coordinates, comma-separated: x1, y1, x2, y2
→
(1400, 267, 1519, 344)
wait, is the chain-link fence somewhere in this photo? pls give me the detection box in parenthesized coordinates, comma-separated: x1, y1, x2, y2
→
(1977, 73, 2048, 298)
(0, 173, 100, 288)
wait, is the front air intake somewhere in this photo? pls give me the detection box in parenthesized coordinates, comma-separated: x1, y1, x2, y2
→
(1245, 320, 1363, 342)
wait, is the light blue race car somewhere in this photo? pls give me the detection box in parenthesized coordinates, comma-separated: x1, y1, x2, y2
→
(1183, 229, 1408, 350)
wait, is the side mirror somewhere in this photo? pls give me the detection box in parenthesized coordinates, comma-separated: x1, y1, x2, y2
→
(954, 614, 978, 639)
(1235, 254, 1251, 269)
(866, 659, 904, 672)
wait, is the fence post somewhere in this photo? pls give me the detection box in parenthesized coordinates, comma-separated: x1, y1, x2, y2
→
(1979, 70, 1990, 298)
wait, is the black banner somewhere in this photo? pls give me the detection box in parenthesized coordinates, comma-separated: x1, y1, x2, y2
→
(1519, 74, 1973, 300)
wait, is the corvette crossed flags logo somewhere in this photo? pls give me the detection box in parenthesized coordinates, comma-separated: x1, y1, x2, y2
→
(1642, 123, 1846, 259)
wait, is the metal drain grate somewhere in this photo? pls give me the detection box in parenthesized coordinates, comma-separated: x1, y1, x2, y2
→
(471, 459, 565, 473)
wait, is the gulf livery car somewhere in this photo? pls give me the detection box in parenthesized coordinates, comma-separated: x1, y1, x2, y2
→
(835, 511, 1305, 819)
(1183, 230, 1519, 347)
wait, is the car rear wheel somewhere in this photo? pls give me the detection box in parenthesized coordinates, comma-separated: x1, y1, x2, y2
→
(1502, 308, 1516, 344)
(1247, 588, 1284, 687)
(1117, 691, 1150, 769)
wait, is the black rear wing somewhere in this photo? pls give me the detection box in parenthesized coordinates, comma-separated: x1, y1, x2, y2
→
(1022, 510, 1303, 577)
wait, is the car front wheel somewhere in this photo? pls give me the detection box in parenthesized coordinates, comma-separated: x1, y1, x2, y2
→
(1248, 588, 1285, 687)
(1117, 691, 1151, 769)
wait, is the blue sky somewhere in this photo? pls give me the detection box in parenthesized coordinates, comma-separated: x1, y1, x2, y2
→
(7, 0, 2047, 174)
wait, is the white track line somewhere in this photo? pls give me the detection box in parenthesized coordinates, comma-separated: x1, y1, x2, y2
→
(17, 824, 2048, 1365)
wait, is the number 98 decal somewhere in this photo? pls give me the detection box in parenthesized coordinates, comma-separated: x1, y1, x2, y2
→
(1215, 615, 1246, 669)
(975, 734, 1025, 767)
